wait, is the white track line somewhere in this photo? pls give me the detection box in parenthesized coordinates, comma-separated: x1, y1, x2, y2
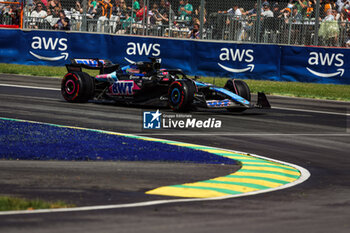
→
(135, 133, 349, 136)
(0, 83, 348, 116)
(0, 118, 311, 216)
(0, 83, 60, 91)
(273, 106, 350, 116)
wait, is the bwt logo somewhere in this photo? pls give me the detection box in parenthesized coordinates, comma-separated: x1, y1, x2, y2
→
(29, 36, 69, 61)
(124, 42, 160, 63)
(307, 52, 345, 78)
(218, 48, 255, 73)
(111, 81, 134, 95)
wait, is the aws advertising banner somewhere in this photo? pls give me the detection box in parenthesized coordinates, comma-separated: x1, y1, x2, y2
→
(193, 41, 280, 80)
(0, 29, 349, 84)
(281, 46, 350, 84)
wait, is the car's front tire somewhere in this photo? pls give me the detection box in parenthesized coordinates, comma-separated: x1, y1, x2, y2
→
(168, 80, 195, 112)
(224, 79, 251, 112)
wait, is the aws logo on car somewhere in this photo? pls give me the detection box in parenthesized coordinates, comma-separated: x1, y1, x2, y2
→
(29, 36, 69, 61)
(124, 42, 160, 63)
(306, 52, 345, 78)
(218, 48, 255, 73)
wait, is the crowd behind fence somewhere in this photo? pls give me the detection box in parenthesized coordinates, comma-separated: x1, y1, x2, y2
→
(1, 0, 350, 47)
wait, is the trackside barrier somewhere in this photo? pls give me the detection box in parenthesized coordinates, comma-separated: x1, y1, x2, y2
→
(0, 29, 349, 84)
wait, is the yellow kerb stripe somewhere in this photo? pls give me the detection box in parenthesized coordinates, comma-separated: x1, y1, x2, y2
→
(242, 166, 300, 176)
(167, 143, 208, 148)
(235, 172, 297, 182)
(182, 182, 258, 193)
(212, 177, 283, 188)
(146, 187, 228, 198)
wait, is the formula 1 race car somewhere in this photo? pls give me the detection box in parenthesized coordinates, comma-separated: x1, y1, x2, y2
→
(61, 58, 270, 112)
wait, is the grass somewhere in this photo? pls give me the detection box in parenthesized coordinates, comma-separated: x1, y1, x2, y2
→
(0, 196, 73, 211)
(1, 63, 349, 101)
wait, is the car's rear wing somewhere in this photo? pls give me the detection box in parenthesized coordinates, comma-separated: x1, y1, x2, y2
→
(66, 58, 119, 74)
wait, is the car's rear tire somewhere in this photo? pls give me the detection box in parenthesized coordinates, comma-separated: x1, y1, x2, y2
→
(168, 80, 195, 112)
(224, 79, 251, 112)
(61, 72, 95, 103)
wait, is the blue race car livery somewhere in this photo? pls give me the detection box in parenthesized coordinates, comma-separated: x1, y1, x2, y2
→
(61, 58, 270, 112)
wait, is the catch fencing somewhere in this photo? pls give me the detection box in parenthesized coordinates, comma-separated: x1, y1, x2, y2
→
(6, 0, 347, 47)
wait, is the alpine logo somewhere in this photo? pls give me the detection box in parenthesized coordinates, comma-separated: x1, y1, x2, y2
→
(30, 36, 69, 61)
(307, 52, 345, 78)
(125, 42, 161, 64)
(218, 48, 254, 73)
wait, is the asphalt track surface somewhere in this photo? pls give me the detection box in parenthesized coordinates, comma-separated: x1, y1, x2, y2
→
(0, 74, 349, 233)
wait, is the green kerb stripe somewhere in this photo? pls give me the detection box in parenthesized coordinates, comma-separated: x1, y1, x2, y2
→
(216, 153, 247, 157)
(238, 159, 275, 164)
(188, 146, 217, 150)
(243, 164, 298, 172)
(239, 169, 300, 178)
(200, 180, 270, 190)
(171, 185, 242, 195)
(226, 175, 289, 184)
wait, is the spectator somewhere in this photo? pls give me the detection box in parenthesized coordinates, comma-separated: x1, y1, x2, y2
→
(193, 5, 206, 25)
(187, 22, 199, 39)
(100, 0, 113, 19)
(31, 3, 47, 18)
(324, 7, 335, 20)
(48, 0, 61, 11)
(238, 8, 253, 41)
(32, 0, 45, 9)
(149, 3, 161, 25)
(30, 2, 47, 28)
(52, 6, 60, 17)
(243, 3, 257, 17)
(272, 3, 280, 16)
(178, 0, 193, 21)
(333, 8, 341, 19)
(135, 0, 147, 22)
(324, 0, 337, 16)
(158, 0, 166, 15)
(219, 4, 242, 19)
(278, 7, 291, 23)
(111, 0, 125, 20)
(344, 7, 350, 20)
(87, 0, 97, 15)
(158, 1, 174, 26)
(41, 0, 48, 8)
(344, 0, 350, 10)
(305, 1, 315, 19)
(7, 4, 20, 25)
(110, 0, 124, 33)
(75, 0, 83, 14)
(95, 0, 113, 32)
(119, 0, 127, 15)
(291, 6, 302, 22)
(54, 9, 70, 30)
(128, 0, 139, 19)
(261, 4, 274, 17)
(44, 8, 57, 27)
(287, 0, 295, 9)
(262, 0, 270, 8)
(339, 8, 348, 25)
(336, 0, 347, 12)
(117, 12, 134, 34)
(318, 8, 340, 45)
(295, 0, 308, 18)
